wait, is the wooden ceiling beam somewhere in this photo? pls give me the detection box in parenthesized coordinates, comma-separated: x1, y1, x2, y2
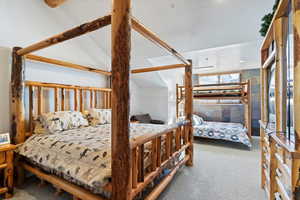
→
(25, 54, 111, 76)
(44, 0, 68, 8)
(131, 17, 190, 65)
(17, 15, 111, 56)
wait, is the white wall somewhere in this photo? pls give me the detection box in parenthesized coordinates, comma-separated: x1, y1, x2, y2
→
(130, 80, 141, 116)
(0, 47, 11, 133)
(130, 81, 169, 123)
(0, 47, 107, 133)
(25, 61, 107, 87)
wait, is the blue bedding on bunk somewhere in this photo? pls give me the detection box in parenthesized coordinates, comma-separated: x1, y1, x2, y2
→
(193, 121, 251, 147)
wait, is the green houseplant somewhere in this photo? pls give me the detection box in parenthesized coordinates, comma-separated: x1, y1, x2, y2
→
(260, 0, 280, 37)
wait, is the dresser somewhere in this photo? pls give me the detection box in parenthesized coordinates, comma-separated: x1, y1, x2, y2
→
(260, 0, 300, 199)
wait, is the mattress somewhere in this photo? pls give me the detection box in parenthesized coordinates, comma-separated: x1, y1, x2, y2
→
(16, 123, 175, 197)
(193, 121, 251, 147)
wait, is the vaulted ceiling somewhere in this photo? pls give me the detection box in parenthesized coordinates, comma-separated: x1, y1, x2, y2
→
(0, 0, 274, 86)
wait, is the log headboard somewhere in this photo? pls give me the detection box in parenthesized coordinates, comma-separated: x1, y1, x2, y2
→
(24, 81, 112, 138)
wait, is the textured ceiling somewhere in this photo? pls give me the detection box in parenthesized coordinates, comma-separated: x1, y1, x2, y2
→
(0, 0, 274, 87)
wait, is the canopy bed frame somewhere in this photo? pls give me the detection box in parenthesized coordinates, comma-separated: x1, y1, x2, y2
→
(176, 80, 252, 140)
(10, 1, 193, 200)
(260, 0, 300, 199)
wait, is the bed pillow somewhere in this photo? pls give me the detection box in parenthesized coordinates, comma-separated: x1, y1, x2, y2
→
(134, 114, 152, 123)
(35, 111, 89, 134)
(86, 109, 111, 126)
(33, 118, 48, 134)
(192, 114, 204, 126)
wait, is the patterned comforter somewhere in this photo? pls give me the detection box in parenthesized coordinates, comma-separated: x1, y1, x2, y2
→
(193, 122, 251, 147)
(16, 123, 174, 197)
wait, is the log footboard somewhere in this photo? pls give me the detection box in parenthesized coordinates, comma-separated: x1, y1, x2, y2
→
(130, 121, 192, 199)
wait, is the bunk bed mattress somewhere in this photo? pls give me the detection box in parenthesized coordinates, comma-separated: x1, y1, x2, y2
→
(16, 123, 176, 197)
(193, 122, 251, 147)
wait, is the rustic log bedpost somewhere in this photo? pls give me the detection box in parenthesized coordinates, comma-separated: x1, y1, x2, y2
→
(11, 47, 26, 144)
(11, 47, 26, 186)
(274, 17, 288, 134)
(111, 0, 132, 200)
(185, 60, 193, 166)
(245, 79, 252, 139)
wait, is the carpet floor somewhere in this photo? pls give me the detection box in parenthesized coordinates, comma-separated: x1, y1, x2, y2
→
(11, 137, 265, 200)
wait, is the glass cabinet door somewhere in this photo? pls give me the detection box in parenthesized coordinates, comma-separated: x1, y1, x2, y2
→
(286, 2, 295, 141)
(268, 63, 276, 128)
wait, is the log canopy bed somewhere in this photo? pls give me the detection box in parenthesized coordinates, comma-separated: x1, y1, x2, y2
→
(176, 80, 252, 147)
(10, 1, 194, 200)
(260, 0, 300, 199)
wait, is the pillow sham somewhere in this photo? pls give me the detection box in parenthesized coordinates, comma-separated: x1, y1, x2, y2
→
(33, 118, 48, 134)
(85, 109, 111, 126)
(192, 114, 204, 126)
(34, 111, 89, 134)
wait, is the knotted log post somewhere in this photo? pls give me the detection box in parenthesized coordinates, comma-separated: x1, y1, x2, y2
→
(111, 0, 132, 200)
(11, 47, 26, 144)
(185, 60, 193, 166)
(11, 47, 26, 186)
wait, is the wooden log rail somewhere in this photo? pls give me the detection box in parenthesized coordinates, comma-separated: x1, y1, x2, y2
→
(16, 15, 111, 56)
(191, 81, 249, 88)
(131, 17, 190, 65)
(178, 81, 250, 96)
(130, 121, 191, 199)
(260, 0, 289, 50)
(25, 54, 111, 76)
(24, 81, 112, 137)
(131, 64, 187, 74)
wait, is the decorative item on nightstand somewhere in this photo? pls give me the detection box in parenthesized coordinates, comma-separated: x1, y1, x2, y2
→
(0, 133, 15, 199)
(0, 133, 10, 146)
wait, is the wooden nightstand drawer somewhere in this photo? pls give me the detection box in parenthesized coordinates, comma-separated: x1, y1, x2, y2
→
(275, 177, 292, 200)
(276, 168, 292, 197)
(275, 192, 282, 200)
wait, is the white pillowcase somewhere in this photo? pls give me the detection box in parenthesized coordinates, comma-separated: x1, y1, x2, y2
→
(192, 114, 204, 126)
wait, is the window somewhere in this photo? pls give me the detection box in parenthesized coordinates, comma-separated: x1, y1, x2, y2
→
(199, 73, 240, 85)
(220, 73, 240, 83)
(198, 72, 241, 104)
(198, 75, 218, 85)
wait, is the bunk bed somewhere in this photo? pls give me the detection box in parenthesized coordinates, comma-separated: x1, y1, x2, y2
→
(9, 2, 194, 200)
(260, 0, 300, 199)
(176, 81, 252, 147)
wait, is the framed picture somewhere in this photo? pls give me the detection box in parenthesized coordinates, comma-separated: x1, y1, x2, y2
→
(0, 133, 10, 146)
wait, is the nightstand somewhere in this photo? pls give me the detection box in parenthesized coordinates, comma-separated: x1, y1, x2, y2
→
(0, 144, 16, 199)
